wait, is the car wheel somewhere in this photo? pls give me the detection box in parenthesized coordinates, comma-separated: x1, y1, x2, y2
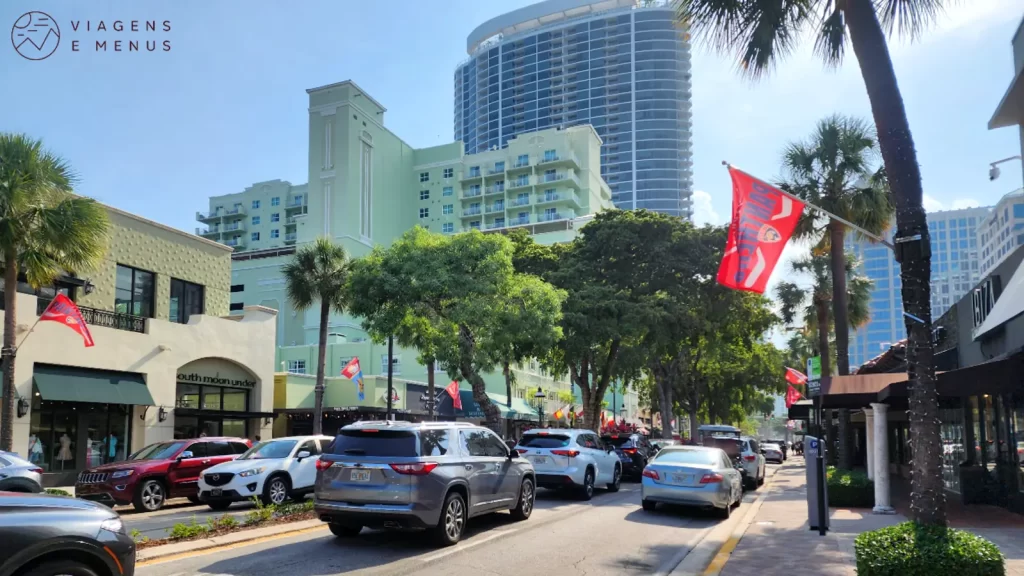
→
(208, 500, 232, 511)
(263, 475, 290, 506)
(433, 491, 467, 546)
(133, 479, 166, 512)
(757, 473, 765, 487)
(510, 477, 535, 521)
(641, 499, 656, 512)
(329, 523, 362, 537)
(21, 560, 100, 576)
(579, 468, 595, 501)
(717, 500, 732, 519)
(606, 465, 621, 492)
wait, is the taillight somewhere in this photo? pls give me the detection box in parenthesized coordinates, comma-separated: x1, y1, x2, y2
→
(622, 448, 637, 454)
(315, 458, 332, 471)
(550, 449, 580, 458)
(700, 473, 724, 484)
(29, 468, 44, 474)
(642, 468, 660, 480)
(516, 449, 528, 455)
(743, 455, 756, 462)
(390, 462, 438, 475)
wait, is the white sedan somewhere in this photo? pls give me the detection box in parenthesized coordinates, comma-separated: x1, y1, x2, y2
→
(197, 435, 332, 509)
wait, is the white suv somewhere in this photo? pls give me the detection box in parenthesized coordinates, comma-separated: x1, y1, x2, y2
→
(514, 429, 621, 500)
(198, 435, 332, 509)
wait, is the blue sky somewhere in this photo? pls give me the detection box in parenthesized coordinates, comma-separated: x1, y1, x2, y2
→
(2, 0, 1023, 267)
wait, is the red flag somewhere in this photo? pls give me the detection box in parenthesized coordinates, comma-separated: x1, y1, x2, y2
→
(40, 294, 94, 347)
(785, 384, 803, 408)
(445, 380, 462, 410)
(717, 167, 805, 293)
(785, 367, 808, 386)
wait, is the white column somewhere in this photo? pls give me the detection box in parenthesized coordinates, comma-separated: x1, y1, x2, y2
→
(864, 408, 875, 481)
(871, 402, 894, 514)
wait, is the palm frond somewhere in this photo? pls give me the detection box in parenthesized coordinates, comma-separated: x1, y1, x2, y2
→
(283, 236, 350, 312)
(812, 1, 846, 67)
(875, 0, 945, 40)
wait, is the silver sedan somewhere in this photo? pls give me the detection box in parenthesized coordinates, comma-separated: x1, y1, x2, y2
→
(640, 446, 743, 518)
(0, 451, 43, 493)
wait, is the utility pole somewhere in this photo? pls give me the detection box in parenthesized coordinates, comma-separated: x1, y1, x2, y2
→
(386, 335, 394, 420)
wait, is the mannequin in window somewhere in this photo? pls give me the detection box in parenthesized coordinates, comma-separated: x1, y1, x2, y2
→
(57, 433, 73, 469)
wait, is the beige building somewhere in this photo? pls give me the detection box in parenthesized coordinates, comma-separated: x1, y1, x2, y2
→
(5, 206, 276, 486)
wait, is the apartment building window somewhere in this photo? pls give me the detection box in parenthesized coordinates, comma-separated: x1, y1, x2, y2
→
(517, 154, 529, 167)
(251, 200, 261, 209)
(271, 197, 280, 206)
(544, 169, 556, 182)
(495, 180, 505, 192)
(543, 149, 556, 162)
(442, 223, 454, 233)
(115, 265, 155, 318)
(495, 217, 505, 228)
(252, 216, 261, 225)
(271, 229, 279, 239)
(287, 360, 306, 374)
(270, 213, 279, 222)
(443, 204, 453, 215)
(544, 208, 557, 218)
(494, 161, 505, 172)
(470, 184, 481, 195)
(169, 278, 204, 324)
(251, 232, 260, 241)
(469, 166, 481, 177)
(443, 186, 453, 196)
(443, 168, 454, 179)
(380, 355, 401, 375)
(420, 190, 430, 200)
(470, 221, 480, 230)
(419, 208, 429, 218)
(516, 175, 529, 186)
(229, 302, 244, 312)
(230, 284, 244, 293)
(544, 189, 556, 202)
(419, 171, 429, 183)
(518, 211, 529, 221)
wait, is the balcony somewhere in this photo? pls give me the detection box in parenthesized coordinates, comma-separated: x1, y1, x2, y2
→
(286, 214, 304, 224)
(486, 203, 505, 214)
(509, 197, 530, 207)
(484, 184, 506, 197)
(286, 196, 306, 209)
(36, 299, 146, 334)
(487, 221, 507, 230)
(196, 210, 220, 223)
(508, 158, 531, 173)
(462, 187, 483, 199)
(195, 227, 220, 238)
(508, 176, 534, 191)
(486, 165, 506, 176)
(508, 216, 530, 226)
(541, 171, 581, 189)
(462, 207, 483, 218)
(535, 192, 581, 207)
(222, 206, 246, 217)
(224, 237, 246, 249)
(223, 221, 245, 232)
(284, 232, 297, 244)
(461, 169, 483, 182)
(538, 210, 575, 223)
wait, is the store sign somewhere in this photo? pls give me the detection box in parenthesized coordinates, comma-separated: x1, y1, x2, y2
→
(972, 276, 1001, 328)
(177, 372, 256, 389)
(177, 358, 258, 389)
(806, 356, 821, 397)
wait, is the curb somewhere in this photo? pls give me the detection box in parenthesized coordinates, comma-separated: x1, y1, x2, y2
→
(136, 519, 325, 564)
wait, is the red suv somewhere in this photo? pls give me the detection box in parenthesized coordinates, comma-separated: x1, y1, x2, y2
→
(76, 437, 251, 512)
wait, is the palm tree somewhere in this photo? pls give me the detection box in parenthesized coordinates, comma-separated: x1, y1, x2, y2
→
(677, 0, 947, 525)
(0, 133, 110, 451)
(283, 237, 350, 435)
(781, 115, 893, 468)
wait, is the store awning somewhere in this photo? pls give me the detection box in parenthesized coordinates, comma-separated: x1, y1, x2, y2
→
(974, 258, 1024, 339)
(33, 364, 155, 406)
(486, 392, 539, 421)
(989, 63, 1024, 129)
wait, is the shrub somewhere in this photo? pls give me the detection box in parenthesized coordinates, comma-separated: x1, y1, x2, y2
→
(167, 517, 209, 540)
(43, 488, 72, 497)
(207, 514, 239, 531)
(855, 521, 1005, 576)
(243, 497, 276, 526)
(129, 529, 149, 544)
(275, 499, 314, 517)
(826, 468, 874, 508)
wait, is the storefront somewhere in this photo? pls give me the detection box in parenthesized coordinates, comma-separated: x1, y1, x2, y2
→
(173, 358, 274, 440)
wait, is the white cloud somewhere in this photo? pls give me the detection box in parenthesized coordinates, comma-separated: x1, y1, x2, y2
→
(922, 195, 984, 212)
(923, 194, 944, 212)
(951, 198, 981, 210)
(691, 189, 724, 225)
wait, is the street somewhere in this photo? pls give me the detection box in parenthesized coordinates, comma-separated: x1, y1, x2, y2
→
(135, 482, 759, 576)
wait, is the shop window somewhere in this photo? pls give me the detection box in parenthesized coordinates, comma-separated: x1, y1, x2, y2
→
(1013, 399, 1024, 493)
(176, 384, 200, 408)
(202, 387, 221, 410)
(222, 420, 246, 438)
(115, 264, 155, 318)
(29, 398, 131, 473)
(223, 388, 247, 411)
(169, 278, 204, 324)
(287, 360, 306, 374)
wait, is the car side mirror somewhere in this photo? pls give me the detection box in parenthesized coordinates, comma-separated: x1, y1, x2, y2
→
(178, 451, 194, 461)
(296, 450, 311, 460)
(507, 449, 518, 460)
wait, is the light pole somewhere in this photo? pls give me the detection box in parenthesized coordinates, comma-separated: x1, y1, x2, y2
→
(534, 387, 546, 428)
(989, 155, 1021, 181)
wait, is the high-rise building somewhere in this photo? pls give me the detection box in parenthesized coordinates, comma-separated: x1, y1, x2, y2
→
(455, 0, 693, 217)
(847, 207, 989, 368)
(979, 188, 1024, 277)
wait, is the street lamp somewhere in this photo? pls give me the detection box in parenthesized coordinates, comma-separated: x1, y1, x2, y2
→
(534, 387, 546, 428)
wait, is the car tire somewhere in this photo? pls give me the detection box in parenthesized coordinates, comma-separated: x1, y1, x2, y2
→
(328, 523, 362, 537)
(510, 477, 535, 521)
(578, 468, 595, 501)
(21, 560, 100, 576)
(433, 491, 467, 547)
(641, 499, 656, 512)
(263, 475, 290, 506)
(717, 501, 732, 519)
(757, 473, 765, 487)
(207, 501, 232, 511)
(606, 465, 621, 492)
(133, 479, 166, 512)
(187, 495, 201, 504)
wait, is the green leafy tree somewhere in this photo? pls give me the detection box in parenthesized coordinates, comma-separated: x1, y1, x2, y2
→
(283, 237, 350, 435)
(677, 0, 947, 526)
(0, 134, 110, 451)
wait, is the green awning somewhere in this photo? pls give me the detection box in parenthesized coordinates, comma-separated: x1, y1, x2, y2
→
(486, 393, 539, 422)
(34, 364, 155, 406)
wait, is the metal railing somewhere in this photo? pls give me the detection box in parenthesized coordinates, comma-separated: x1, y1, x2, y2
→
(508, 217, 530, 226)
(463, 207, 482, 217)
(486, 204, 505, 214)
(509, 198, 530, 207)
(485, 184, 505, 195)
(284, 233, 297, 242)
(487, 221, 507, 230)
(463, 188, 483, 198)
(538, 211, 575, 223)
(488, 165, 505, 175)
(287, 197, 306, 207)
(36, 299, 146, 333)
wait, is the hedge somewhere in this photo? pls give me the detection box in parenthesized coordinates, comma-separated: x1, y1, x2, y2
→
(855, 521, 1005, 576)
(826, 468, 874, 508)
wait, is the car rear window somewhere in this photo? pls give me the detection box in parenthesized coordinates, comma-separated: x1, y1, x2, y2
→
(654, 449, 719, 465)
(331, 430, 418, 457)
(601, 436, 634, 448)
(519, 434, 570, 448)
(706, 438, 743, 458)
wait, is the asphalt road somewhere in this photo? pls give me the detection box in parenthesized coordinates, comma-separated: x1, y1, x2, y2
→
(135, 482, 759, 576)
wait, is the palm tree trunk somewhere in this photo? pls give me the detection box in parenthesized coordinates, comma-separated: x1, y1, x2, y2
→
(845, 0, 945, 527)
(426, 358, 436, 421)
(1, 258, 18, 451)
(503, 360, 513, 438)
(829, 221, 853, 470)
(313, 300, 329, 436)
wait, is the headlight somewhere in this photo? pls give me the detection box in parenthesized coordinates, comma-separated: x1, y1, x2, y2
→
(110, 470, 134, 479)
(238, 467, 266, 478)
(99, 518, 124, 534)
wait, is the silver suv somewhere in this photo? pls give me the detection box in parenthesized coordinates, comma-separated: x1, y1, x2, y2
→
(314, 421, 536, 546)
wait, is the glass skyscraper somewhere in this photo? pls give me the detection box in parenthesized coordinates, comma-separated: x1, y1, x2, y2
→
(455, 0, 693, 217)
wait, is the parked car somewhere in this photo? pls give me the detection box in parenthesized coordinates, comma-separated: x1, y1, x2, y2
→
(515, 428, 622, 500)
(762, 442, 785, 464)
(640, 446, 743, 518)
(315, 421, 535, 547)
(0, 492, 135, 576)
(706, 436, 765, 490)
(76, 437, 251, 512)
(765, 439, 788, 460)
(600, 432, 656, 480)
(198, 435, 332, 509)
(0, 451, 43, 493)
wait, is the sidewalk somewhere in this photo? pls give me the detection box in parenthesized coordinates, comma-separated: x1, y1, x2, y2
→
(712, 459, 1024, 576)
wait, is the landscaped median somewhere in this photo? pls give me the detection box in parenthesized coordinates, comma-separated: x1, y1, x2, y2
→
(854, 521, 1006, 576)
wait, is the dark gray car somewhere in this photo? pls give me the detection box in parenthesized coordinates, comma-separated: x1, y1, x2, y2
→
(0, 451, 43, 493)
(314, 421, 536, 546)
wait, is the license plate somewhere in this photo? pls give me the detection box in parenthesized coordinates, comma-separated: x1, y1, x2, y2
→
(670, 474, 692, 484)
(530, 456, 548, 464)
(350, 470, 371, 482)
(210, 488, 222, 497)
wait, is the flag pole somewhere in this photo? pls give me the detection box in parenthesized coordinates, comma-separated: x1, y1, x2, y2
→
(722, 161, 895, 252)
(15, 318, 43, 349)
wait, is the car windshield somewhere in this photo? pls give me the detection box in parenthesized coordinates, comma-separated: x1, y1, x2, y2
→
(129, 441, 187, 461)
(239, 440, 298, 460)
(601, 436, 634, 448)
(654, 449, 719, 465)
(518, 434, 571, 448)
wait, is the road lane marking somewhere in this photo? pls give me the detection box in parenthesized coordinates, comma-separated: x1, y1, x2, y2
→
(420, 527, 521, 564)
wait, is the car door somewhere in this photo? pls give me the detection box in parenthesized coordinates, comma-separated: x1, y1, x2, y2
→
(458, 429, 507, 514)
(596, 435, 619, 481)
(168, 441, 209, 496)
(486, 430, 522, 504)
(581, 434, 607, 483)
(290, 439, 321, 491)
(719, 452, 740, 502)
